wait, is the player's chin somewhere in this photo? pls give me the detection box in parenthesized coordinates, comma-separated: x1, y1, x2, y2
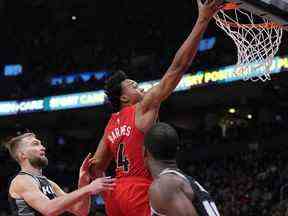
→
(40, 156, 49, 166)
(43, 159, 49, 167)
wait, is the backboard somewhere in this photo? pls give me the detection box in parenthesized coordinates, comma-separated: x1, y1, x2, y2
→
(224, 0, 288, 26)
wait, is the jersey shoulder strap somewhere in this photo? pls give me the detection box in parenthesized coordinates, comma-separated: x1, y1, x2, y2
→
(18, 171, 41, 186)
(159, 168, 190, 184)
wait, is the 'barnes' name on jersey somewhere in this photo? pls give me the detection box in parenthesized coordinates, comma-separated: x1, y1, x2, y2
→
(107, 125, 132, 144)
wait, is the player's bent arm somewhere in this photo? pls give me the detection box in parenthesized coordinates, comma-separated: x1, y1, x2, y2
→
(140, 17, 211, 114)
(90, 136, 113, 179)
(13, 175, 92, 216)
(49, 180, 90, 216)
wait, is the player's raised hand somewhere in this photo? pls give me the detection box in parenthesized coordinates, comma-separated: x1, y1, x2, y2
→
(87, 177, 116, 195)
(79, 153, 94, 186)
(197, 0, 224, 20)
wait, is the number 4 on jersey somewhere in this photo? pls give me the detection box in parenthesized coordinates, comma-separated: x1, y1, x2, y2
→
(117, 143, 130, 172)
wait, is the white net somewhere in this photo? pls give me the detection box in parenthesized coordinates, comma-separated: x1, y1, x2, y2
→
(214, 6, 283, 82)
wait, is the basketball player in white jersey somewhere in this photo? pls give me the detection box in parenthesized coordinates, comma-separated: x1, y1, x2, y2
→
(144, 123, 220, 216)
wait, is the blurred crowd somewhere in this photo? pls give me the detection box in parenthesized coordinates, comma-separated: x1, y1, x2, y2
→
(187, 149, 288, 216)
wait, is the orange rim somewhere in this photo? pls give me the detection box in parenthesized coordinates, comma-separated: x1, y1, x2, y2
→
(223, 2, 240, 10)
(219, 2, 286, 30)
(216, 18, 282, 29)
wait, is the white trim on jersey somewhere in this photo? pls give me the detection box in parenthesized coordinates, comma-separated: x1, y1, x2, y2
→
(150, 204, 166, 216)
(159, 168, 191, 184)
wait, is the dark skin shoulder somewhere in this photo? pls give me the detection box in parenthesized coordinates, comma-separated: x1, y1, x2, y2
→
(149, 174, 198, 216)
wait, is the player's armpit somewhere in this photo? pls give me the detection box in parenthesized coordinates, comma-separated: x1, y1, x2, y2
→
(135, 102, 159, 133)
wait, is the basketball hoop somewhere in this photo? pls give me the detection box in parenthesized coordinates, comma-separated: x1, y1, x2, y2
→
(214, 2, 285, 82)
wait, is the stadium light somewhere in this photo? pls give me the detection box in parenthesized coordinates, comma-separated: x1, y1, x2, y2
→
(247, 114, 253, 119)
(229, 108, 236, 114)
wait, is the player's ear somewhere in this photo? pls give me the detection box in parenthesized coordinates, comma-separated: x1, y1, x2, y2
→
(120, 95, 130, 104)
(18, 149, 27, 161)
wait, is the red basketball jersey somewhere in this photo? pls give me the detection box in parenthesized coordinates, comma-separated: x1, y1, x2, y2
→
(104, 105, 152, 179)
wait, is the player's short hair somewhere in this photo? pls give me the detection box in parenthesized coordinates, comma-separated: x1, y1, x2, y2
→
(3, 133, 34, 162)
(104, 70, 127, 112)
(144, 122, 179, 161)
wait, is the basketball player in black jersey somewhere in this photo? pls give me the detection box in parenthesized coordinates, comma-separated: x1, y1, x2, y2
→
(144, 123, 220, 216)
(3, 132, 115, 216)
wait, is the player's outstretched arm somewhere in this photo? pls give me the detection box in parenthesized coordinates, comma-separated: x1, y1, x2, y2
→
(49, 153, 97, 216)
(12, 174, 115, 216)
(140, 0, 223, 114)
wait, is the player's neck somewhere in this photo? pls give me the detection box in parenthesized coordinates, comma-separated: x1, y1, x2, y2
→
(121, 103, 131, 110)
(21, 162, 42, 176)
(149, 160, 178, 179)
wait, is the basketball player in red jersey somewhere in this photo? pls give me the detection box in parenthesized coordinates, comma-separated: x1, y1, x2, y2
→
(90, 1, 224, 215)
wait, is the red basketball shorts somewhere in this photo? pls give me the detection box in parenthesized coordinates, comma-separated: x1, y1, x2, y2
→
(103, 177, 152, 216)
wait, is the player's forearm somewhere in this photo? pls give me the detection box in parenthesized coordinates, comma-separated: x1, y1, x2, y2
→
(89, 162, 106, 180)
(70, 180, 91, 216)
(140, 18, 211, 109)
(69, 197, 91, 216)
(43, 186, 91, 216)
(78, 176, 90, 188)
(170, 17, 210, 73)
(90, 154, 111, 179)
(155, 17, 211, 102)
